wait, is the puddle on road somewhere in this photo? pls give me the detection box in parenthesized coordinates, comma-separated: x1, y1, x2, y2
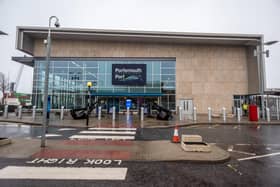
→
(0, 123, 42, 138)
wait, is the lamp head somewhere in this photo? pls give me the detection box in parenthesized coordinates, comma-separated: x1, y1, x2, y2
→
(87, 81, 92, 88)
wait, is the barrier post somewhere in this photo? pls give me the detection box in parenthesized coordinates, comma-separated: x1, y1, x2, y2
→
(266, 108, 270, 122)
(257, 107, 260, 120)
(98, 106, 101, 120)
(32, 106, 36, 121)
(4, 105, 8, 118)
(193, 107, 197, 121)
(18, 105, 22, 119)
(112, 106, 116, 120)
(126, 107, 130, 121)
(60, 106, 64, 120)
(208, 107, 212, 122)
(222, 107, 226, 122)
(237, 108, 241, 122)
(179, 106, 183, 121)
(141, 107, 144, 121)
(276, 98, 279, 120)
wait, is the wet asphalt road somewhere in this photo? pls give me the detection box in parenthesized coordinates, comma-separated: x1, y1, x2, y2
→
(1, 123, 280, 186)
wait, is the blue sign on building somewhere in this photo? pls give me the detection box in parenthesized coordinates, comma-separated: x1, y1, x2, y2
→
(126, 99, 132, 108)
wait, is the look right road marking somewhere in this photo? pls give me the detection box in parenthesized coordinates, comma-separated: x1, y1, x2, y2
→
(0, 166, 127, 180)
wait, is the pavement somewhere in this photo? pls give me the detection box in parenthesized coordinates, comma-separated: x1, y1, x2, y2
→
(1, 112, 280, 128)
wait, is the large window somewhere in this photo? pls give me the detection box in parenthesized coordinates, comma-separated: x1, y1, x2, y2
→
(33, 58, 176, 109)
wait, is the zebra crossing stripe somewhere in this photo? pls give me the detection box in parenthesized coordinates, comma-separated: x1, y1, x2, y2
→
(79, 131, 136, 135)
(69, 135, 135, 140)
(0, 166, 127, 180)
(88, 127, 136, 131)
(37, 134, 62, 138)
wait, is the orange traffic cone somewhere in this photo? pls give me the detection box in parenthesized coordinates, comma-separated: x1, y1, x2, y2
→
(172, 125, 180, 143)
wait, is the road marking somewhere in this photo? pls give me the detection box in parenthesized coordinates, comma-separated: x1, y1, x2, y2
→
(228, 145, 256, 156)
(235, 144, 251, 146)
(238, 152, 280, 161)
(0, 166, 127, 180)
(63, 140, 133, 146)
(89, 127, 136, 131)
(58, 128, 77, 131)
(69, 135, 135, 140)
(32, 149, 131, 159)
(80, 130, 136, 135)
(37, 134, 62, 138)
(235, 143, 280, 146)
(227, 164, 242, 176)
(228, 150, 256, 156)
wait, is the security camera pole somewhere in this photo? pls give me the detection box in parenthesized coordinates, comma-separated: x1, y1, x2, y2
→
(41, 16, 60, 147)
(86, 81, 92, 128)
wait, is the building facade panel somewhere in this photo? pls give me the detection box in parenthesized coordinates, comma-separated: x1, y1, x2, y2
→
(32, 39, 251, 113)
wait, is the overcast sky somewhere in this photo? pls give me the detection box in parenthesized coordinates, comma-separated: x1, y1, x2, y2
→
(0, 0, 279, 93)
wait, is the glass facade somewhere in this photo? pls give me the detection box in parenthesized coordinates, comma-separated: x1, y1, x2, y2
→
(32, 58, 176, 110)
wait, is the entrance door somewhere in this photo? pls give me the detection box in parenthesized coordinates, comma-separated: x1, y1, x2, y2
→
(179, 99, 193, 115)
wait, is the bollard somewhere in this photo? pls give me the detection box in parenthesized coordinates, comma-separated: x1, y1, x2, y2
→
(237, 108, 241, 122)
(208, 107, 212, 122)
(141, 107, 144, 121)
(112, 106, 116, 120)
(4, 105, 8, 118)
(112, 120, 115, 128)
(276, 99, 279, 121)
(193, 107, 197, 121)
(222, 107, 226, 122)
(32, 106, 36, 121)
(233, 107, 236, 116)
(126, 107, 130, 121)
(98, 106, 101, 120)
(179, 106, 183, 121)
(266, 108, 270, 122)
(140, 121, 144, 128)
(60, 106, 64, 120)
(18, 105, 22, 119)
(257, 107, 260, 120)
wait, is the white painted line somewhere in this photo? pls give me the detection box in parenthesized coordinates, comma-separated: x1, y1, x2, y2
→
(235, 144, 251, 146)
(58, 128, 77, 131)
(80, 131, 136, 135)
(238, 152, 280, 161)
(37, 134, 62, 138)
(228, 150, 256, 156)
(89, 127, 136, 131)
(69, 135, 135, 140)
(0, 166, 127, 180)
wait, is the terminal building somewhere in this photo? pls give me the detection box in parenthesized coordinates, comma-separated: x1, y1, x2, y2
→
(12, 26, 265, 114)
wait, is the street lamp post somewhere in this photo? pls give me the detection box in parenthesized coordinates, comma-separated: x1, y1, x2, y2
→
(41, 16, 60, 147)
(86, 81, 92, 128)
(256, 39, 278, 120)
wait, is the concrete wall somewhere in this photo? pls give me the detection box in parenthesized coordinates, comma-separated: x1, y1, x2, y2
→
(246, 46, 259, 94)
(33, 39, 251, 113)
